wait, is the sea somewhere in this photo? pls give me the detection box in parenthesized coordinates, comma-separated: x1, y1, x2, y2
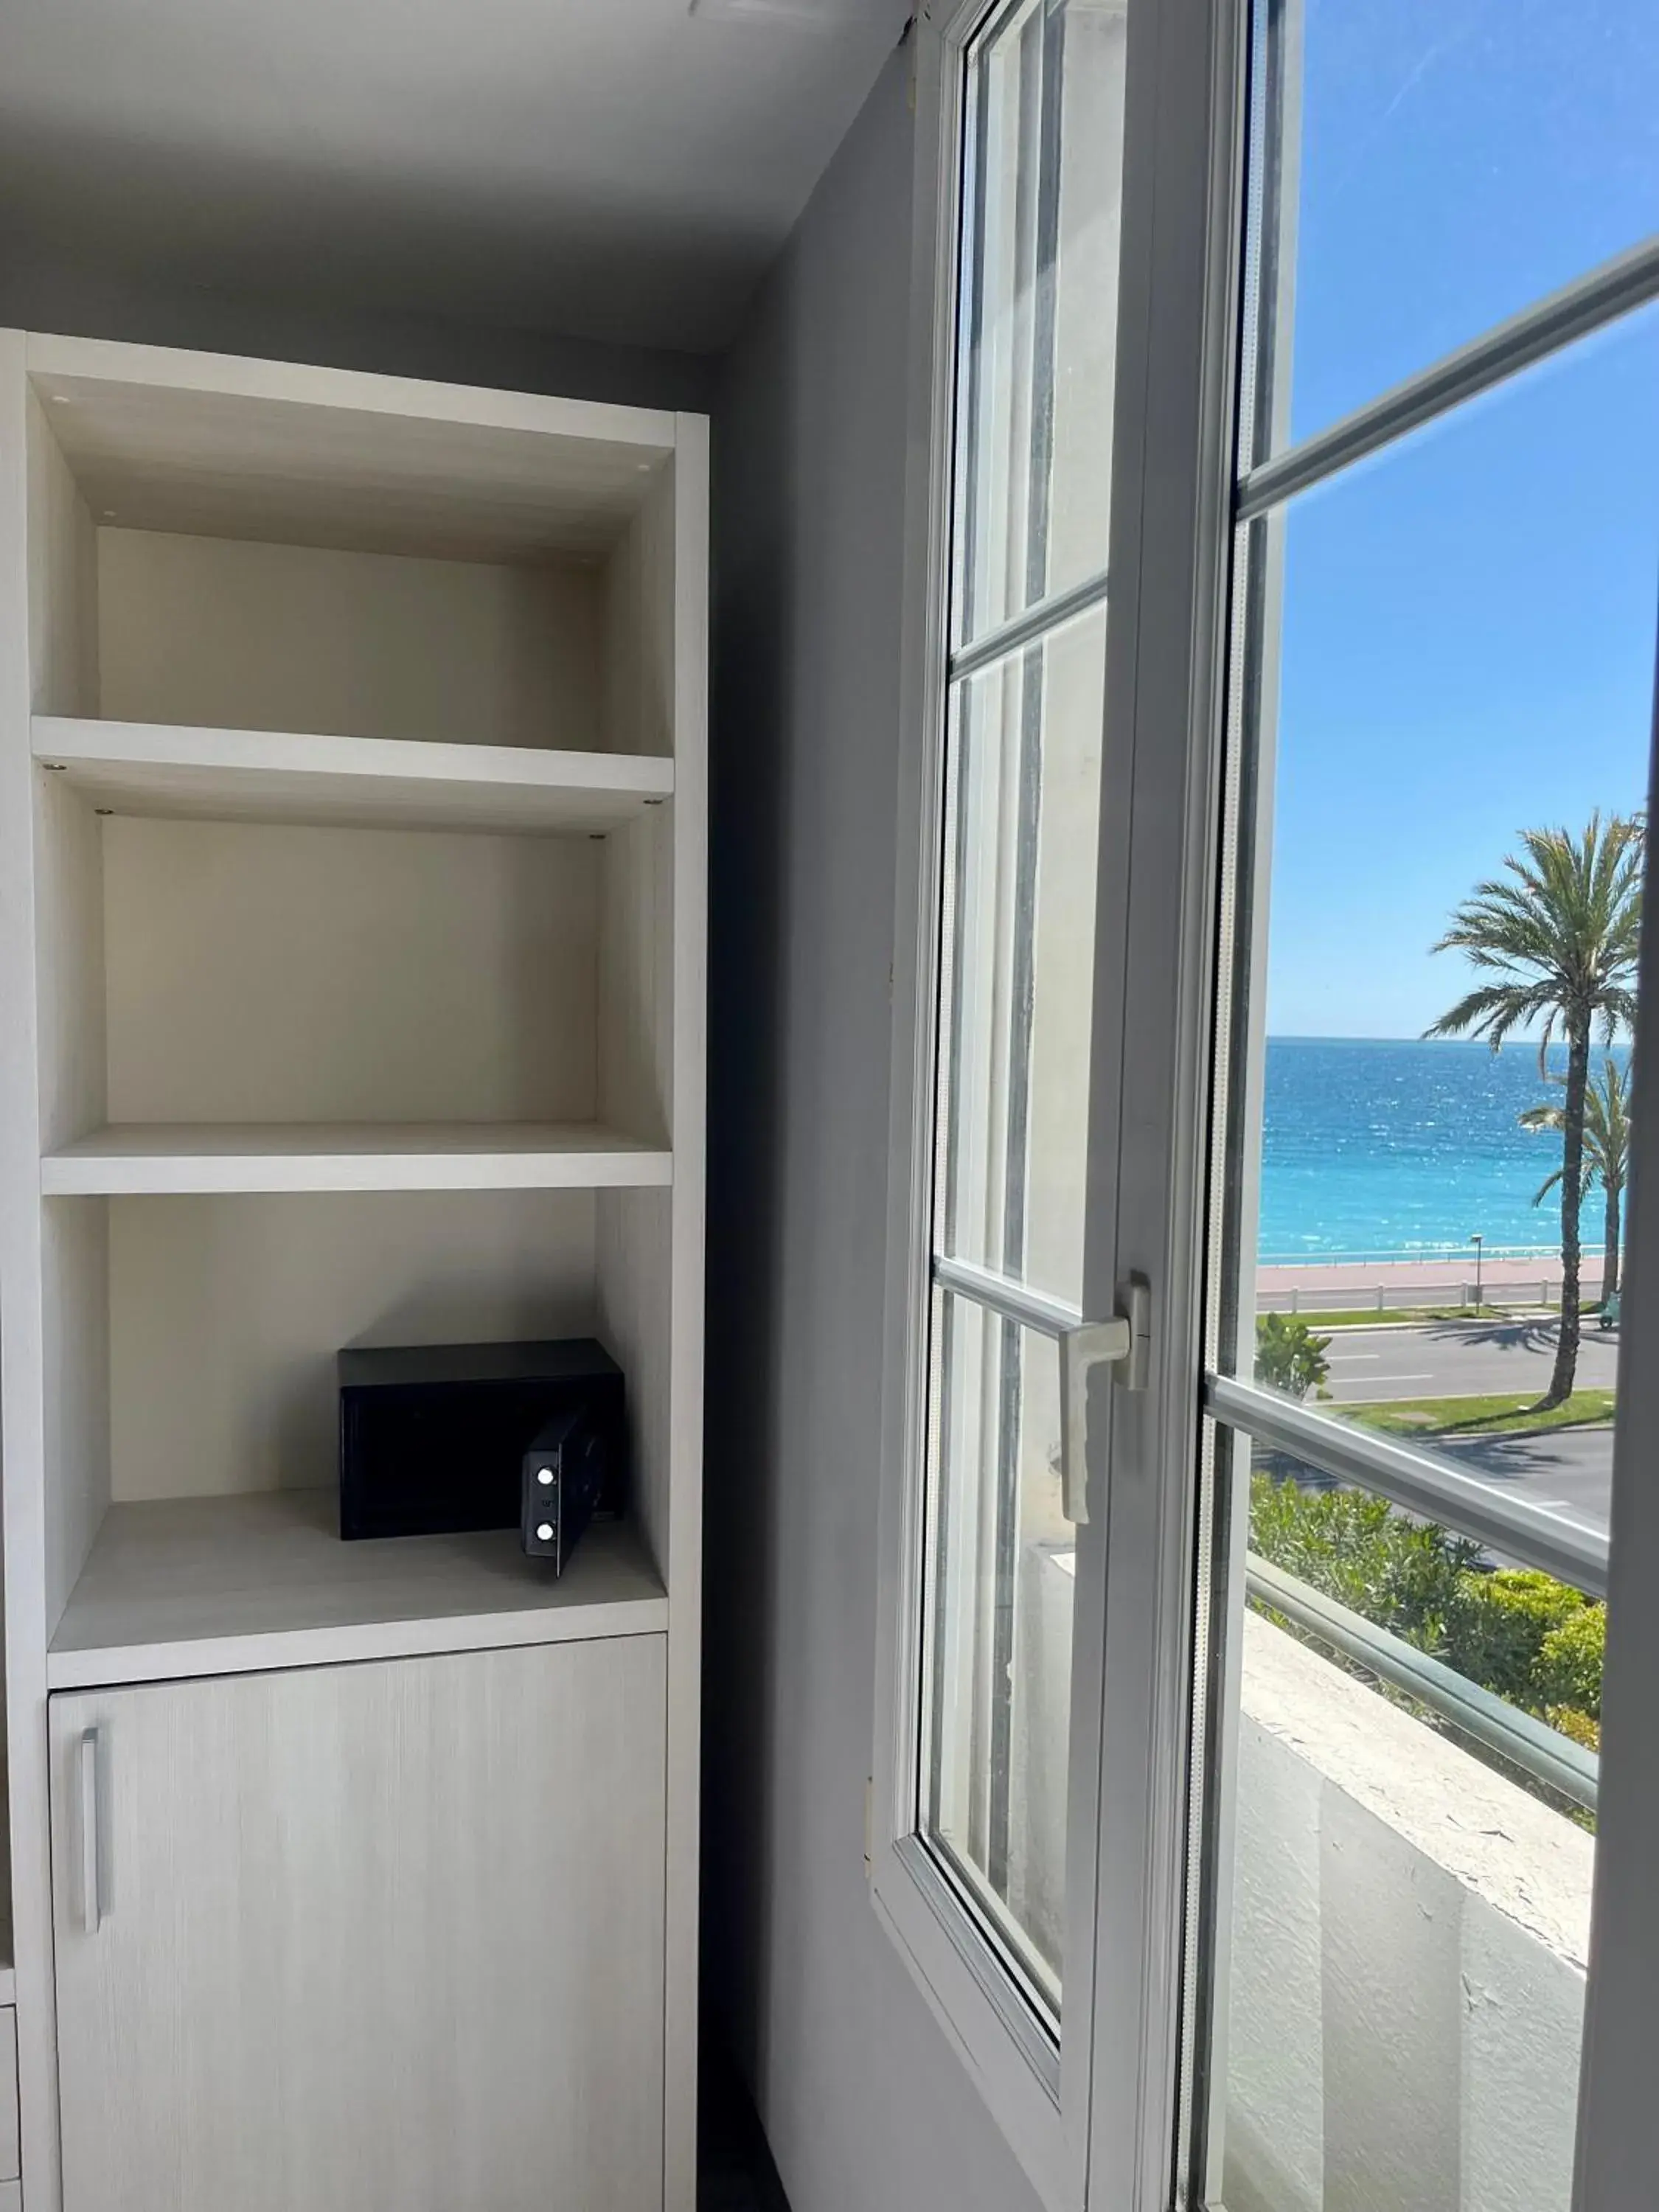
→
(1259, 1037, 1627, 1262)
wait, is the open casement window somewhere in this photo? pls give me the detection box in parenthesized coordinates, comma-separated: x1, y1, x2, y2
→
(872, 0, 1227, 2199)
(876, 1, 1659, 2208)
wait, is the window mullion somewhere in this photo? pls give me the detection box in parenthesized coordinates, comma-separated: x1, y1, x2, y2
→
(947, 566, 1110, 684)
(1205, 1372, 1610, 1596)
(1237, 233, 1659, 524)
(933, 1252, 1081, 1338)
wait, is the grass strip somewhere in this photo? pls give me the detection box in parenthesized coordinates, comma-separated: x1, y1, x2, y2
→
(1344, 1389, 1615, 1439)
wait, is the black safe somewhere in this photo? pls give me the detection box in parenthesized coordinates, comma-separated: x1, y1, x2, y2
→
(338, 1338, 625, 1551)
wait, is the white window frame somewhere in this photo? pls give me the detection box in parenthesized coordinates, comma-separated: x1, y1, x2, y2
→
(872, 4, 1659, 2210)
(869, 7, 1079, 2199)
(869, 1, 1245, 2207)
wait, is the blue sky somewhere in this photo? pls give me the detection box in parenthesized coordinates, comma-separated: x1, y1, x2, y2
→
(1262, 0, 1659, 1040)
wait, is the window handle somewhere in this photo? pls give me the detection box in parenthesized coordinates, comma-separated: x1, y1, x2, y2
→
(1059, 1276, 1151, 1524)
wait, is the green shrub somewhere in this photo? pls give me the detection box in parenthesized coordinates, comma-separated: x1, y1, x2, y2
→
(1254, 1313, 1332, 1401)
(1545, 1705, 1601, 1753)
(1248, 1472, 1475, 1654)
(1248, 1475, 1608, 1765)
(1445, 1569, 1585, 1705)
(1535, 1604, 1607, 1719)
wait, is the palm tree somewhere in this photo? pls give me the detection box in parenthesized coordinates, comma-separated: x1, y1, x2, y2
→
(1427, 813, 1643, 1406)
(1520, 1054, 1632, 1302)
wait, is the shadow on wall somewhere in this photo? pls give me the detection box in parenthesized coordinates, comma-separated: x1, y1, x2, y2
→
(702, 265, 797, 2084)
(0, 243, 716, 415)
(699, 2020, 793, 2212)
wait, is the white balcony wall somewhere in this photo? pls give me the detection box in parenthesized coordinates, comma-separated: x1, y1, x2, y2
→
(1019, 1564, 1590, 2212)
(1224, 1617, 1590, 2212)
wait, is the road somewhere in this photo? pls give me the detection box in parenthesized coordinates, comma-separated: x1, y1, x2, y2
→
(1319, 1318, 1620, 1405)
(1316, 1318, 1615, 1541)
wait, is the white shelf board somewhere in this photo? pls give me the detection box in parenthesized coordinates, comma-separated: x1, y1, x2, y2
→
(49, 1489, 668, 1690)
(27, 333, 675, 563)
(35, 717, 674, 836)
(42, 1121, 673, 1196)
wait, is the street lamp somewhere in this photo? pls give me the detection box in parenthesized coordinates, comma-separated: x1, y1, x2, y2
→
(1470, 1232, 1484, 1311)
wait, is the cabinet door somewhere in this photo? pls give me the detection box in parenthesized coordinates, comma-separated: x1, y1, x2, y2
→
(51, 1635, 667, 2212)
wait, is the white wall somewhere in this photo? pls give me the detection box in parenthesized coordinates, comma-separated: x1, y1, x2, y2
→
(1016, 1539, 1591, 2212)
(705, 41, 1044, 2212)
(1224, 1617, 1590, 2212)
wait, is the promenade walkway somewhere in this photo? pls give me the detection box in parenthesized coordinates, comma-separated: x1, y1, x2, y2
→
(1258, 1251, 1601, 1312)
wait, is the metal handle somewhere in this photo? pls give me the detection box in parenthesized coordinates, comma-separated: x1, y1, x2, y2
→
(1060, 1276, 1151, 1524)
(80, 1727, 102, 1935)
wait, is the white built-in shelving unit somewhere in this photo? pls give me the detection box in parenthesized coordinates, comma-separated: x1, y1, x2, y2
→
(0, 330, 706, 2211)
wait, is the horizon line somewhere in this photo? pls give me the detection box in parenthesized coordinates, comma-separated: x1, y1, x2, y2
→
(1267, 1032, 1630, 1047)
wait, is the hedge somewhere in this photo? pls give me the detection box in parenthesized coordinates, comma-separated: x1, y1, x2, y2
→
(1249, 1470, 1604, 1771)
(1535, 1604, 1606, 1720)
(1444, 1568, 1585, 1700)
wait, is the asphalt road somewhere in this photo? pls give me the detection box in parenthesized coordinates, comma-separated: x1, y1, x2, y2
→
(1432, 1426, 1612, 1544)
(1318, 1319, 1614, 1540)
(1320, 1318, 1620, 1405)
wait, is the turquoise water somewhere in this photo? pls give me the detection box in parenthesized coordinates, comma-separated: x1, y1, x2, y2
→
(1259, 1037, 1622, 1261)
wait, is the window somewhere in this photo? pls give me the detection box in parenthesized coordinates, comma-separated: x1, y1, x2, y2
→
(1186, 6, 1659, 2209)
(919, 0, 1125, 2017)
(870, 3, 1135, 2196)
(878, 1, 1659, 2207)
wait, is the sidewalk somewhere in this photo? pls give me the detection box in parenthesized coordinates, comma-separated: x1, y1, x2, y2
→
(1258, 1252, 1599, 1311)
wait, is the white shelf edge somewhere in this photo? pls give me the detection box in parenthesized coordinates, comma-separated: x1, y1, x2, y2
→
(25, 332, 681, 453)
(46, 1596, 670, 1693)
(0, 1969, 13, 2011)
(34, 717, 675, 835)
(48, 1493, 671, 1691)
(41, 1124, 674, 1196)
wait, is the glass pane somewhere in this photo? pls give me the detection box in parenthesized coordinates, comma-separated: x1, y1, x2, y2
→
(1212, 1426, 1601, 2212)
(952, 0, 1126, 647)
(916, 0, 1128, 2031)
(1252, 0, 1659, 455)
(1228, 308, 1658, 1531)
(1199, 269, 1657, 2212)
(923, 1291, 1070, 2005)
(936, 604, 1107, 1307)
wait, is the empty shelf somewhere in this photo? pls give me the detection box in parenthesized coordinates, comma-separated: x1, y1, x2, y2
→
(43, 1122, 674, 1194)
(35, 717, 674, 836)
(49, 1489, 668, 1689)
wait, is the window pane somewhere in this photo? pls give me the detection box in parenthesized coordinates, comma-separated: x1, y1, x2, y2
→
(1253, 0, 1659, 454)
(918, 0, 1127, 2036)
(936, 604, 1107, 1307)
(1199, 279, 1657, 2212)
(1228, 308, 1658, 1517)
(923, 1291, 1070, 2004)
(1212, 1426, 1599, 2212)
(953, 0, 1126, 647)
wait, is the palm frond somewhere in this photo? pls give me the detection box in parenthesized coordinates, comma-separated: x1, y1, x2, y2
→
(1429, 813, 1644, 1062)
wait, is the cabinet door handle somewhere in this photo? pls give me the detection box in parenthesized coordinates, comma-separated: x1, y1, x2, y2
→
(80, 1727, 102, 1935)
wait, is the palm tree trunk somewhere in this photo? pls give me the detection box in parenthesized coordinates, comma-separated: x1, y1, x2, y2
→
(1606, 1178, 1622, 1301)
(1544, 1023, 1591, 1405)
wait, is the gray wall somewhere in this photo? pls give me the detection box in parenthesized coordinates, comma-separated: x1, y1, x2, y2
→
(706, 46, 1041, 2212)
(0, 252, 714, 414)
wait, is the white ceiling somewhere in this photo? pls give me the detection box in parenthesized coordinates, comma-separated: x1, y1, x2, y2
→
(0, 0, 911, 356)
